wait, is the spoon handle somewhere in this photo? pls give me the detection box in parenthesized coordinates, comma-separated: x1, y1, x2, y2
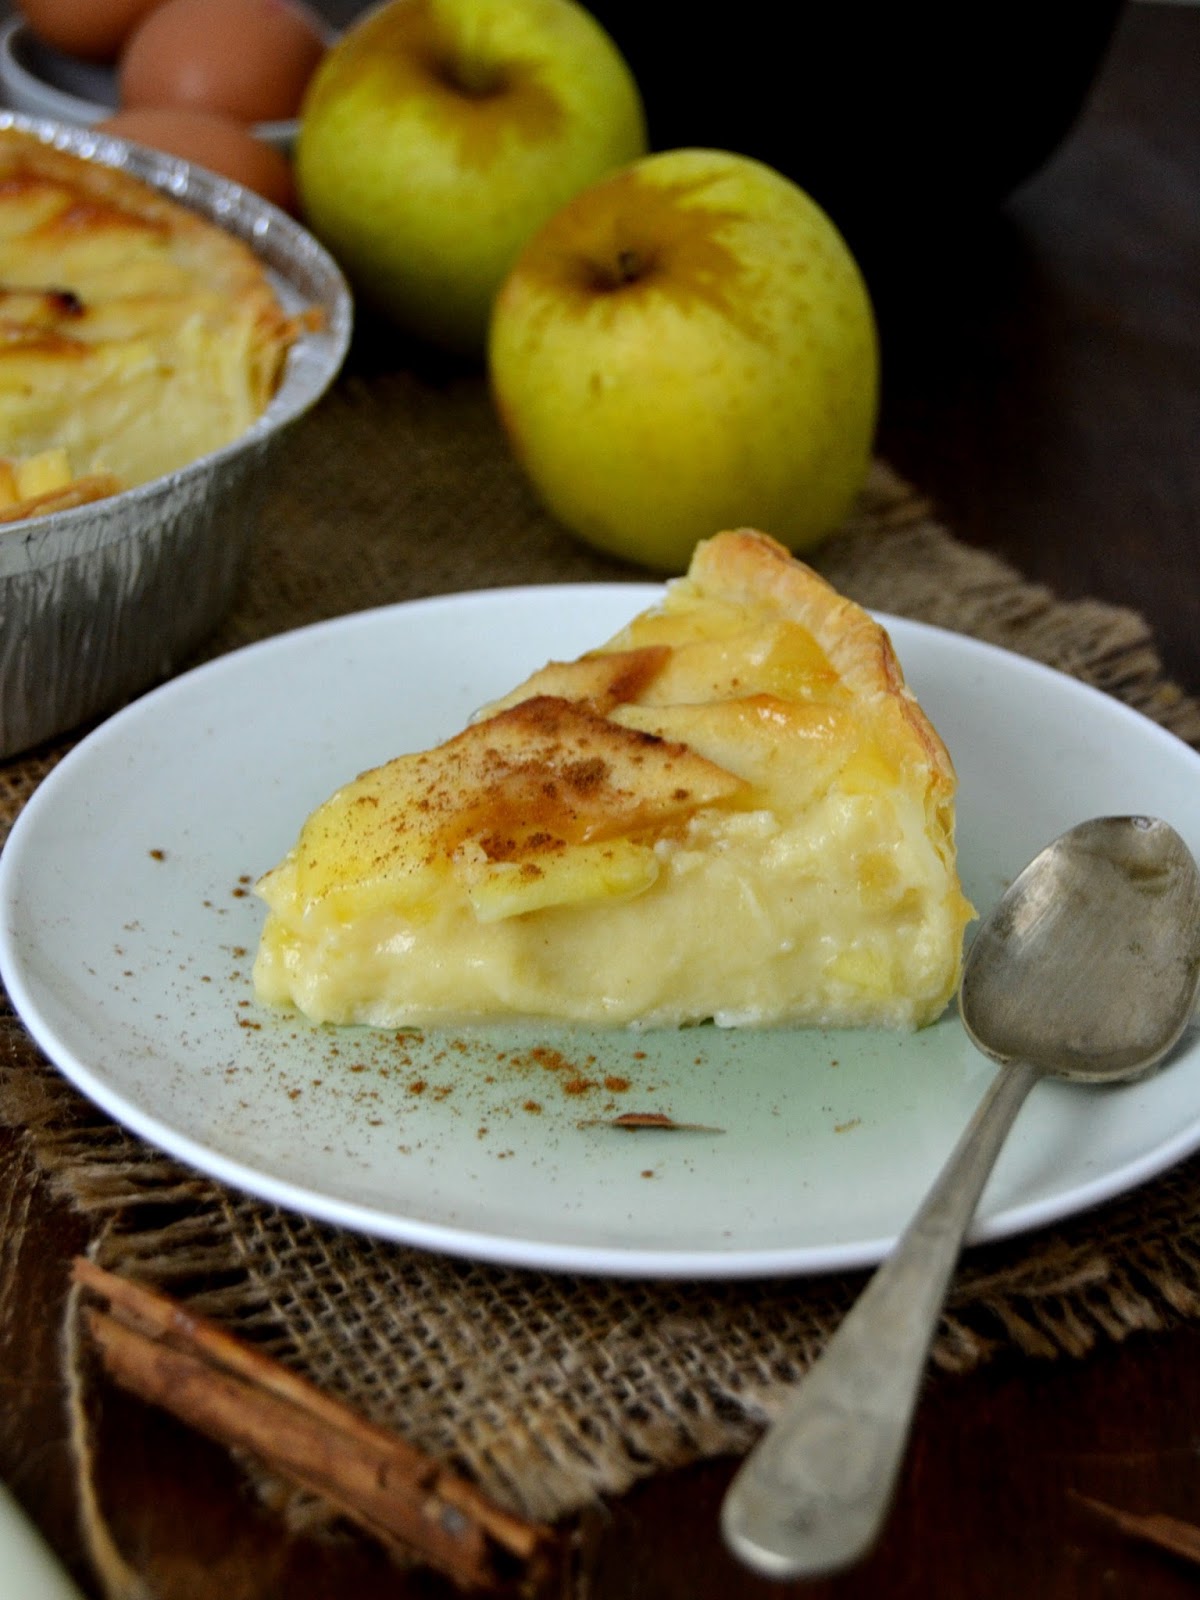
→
(721, 1058, 1041, 1580)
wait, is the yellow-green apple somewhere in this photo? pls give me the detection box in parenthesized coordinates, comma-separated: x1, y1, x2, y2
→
(295, 0, 646, 354)
(488, 147, 879, 569)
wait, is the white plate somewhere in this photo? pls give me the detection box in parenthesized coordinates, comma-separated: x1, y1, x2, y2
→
(0, 1481, 86, 1599)
(3, 588, 1199, 1279)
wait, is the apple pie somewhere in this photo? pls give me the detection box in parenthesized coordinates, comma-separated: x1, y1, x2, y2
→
(254, 530, 974, 1030)
(0, 129, 306, 522)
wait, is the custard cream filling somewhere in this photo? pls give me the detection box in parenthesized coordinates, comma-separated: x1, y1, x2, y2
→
(254, 787, 962, 1029)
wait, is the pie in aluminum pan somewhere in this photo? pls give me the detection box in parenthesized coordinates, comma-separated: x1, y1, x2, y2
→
(0, 126, 310, 521)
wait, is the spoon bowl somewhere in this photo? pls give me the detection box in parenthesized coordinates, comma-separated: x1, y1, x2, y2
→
(721, 815, 1200, 1581)
(960, 815, 1200, 1083)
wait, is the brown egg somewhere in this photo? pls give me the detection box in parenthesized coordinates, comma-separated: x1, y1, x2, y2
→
(118, 0, 327, 124)
(17, 0, 165, 62)
(98, 107, 298, 212)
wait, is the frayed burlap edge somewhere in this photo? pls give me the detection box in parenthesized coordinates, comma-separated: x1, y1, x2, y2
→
(820, 463, 1200, 743)
(5, 1028, 1200, 1541)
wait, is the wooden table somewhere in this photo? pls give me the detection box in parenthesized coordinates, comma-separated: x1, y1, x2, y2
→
(2, 3, 1198, 1595)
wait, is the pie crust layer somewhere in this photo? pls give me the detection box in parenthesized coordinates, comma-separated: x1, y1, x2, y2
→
(0, 129, 303, 521)
(254, 530, 974, 1029)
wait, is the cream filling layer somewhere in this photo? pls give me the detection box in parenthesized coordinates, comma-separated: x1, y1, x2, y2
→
(253, 788, 963, 1031)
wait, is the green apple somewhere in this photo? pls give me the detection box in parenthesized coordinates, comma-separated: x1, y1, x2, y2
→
(294, 0, 646, 354)
(488, 147, 879, 569)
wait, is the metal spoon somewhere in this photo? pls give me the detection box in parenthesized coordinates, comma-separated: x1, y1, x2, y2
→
(721, 815, 1200, 1581)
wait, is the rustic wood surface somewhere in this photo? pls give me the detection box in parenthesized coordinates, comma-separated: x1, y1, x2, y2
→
(2, 3, 1199, 1596)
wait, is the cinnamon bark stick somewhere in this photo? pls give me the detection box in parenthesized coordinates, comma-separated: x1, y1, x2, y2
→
(73, 1257, 556, 1593)
(1071, 1491, 1200, 1566)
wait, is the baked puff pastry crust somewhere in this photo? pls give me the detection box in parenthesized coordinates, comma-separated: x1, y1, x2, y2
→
(0, 129, 303, 520)
(254, 530, 974, 1030)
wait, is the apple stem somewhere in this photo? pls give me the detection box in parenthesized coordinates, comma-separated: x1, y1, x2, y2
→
(590, 248, 647, 292)
(439, 53, 507, 97)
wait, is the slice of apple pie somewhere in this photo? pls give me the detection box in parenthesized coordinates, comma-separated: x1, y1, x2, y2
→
(254, 530, 973, 1030)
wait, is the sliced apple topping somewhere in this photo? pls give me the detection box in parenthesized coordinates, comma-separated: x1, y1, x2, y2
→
(478, 643, 671, 716)
(459, 836, 660, 923)
(612, 695, 855, 807)
(264, 693, 747, 925)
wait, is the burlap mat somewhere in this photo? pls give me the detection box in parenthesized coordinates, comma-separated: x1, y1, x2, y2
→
(4, 362, 1200, 1558)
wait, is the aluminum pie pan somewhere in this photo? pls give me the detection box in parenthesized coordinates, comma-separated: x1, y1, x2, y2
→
(0, 111, 354, 760)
